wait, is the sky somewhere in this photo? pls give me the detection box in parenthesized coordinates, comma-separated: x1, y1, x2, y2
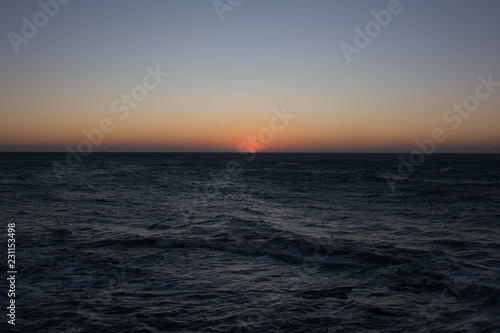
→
(1, 0, 499, 152)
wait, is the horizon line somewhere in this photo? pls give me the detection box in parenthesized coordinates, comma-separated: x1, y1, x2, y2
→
(1, 151, 499, 154)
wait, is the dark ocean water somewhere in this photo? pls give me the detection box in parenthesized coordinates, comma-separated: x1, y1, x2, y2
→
(1, 153, 499, 332)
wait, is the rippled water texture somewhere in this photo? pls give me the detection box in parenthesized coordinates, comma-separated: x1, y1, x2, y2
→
(1, 153, 499, 332)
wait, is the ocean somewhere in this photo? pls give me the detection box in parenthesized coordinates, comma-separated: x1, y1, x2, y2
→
(1, 153, 499, 332)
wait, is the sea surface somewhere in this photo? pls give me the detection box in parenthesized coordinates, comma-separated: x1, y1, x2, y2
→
(1, 153, 499, 332)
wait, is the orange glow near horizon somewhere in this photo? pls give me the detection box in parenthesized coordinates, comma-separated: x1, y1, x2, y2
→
(2, 108, 499, 152)
(1, 74, 500, 153)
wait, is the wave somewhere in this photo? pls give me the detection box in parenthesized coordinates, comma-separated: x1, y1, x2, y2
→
(84, 232, 418, 273)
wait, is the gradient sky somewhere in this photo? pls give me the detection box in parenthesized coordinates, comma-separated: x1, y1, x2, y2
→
(1, 0, 499, 152)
